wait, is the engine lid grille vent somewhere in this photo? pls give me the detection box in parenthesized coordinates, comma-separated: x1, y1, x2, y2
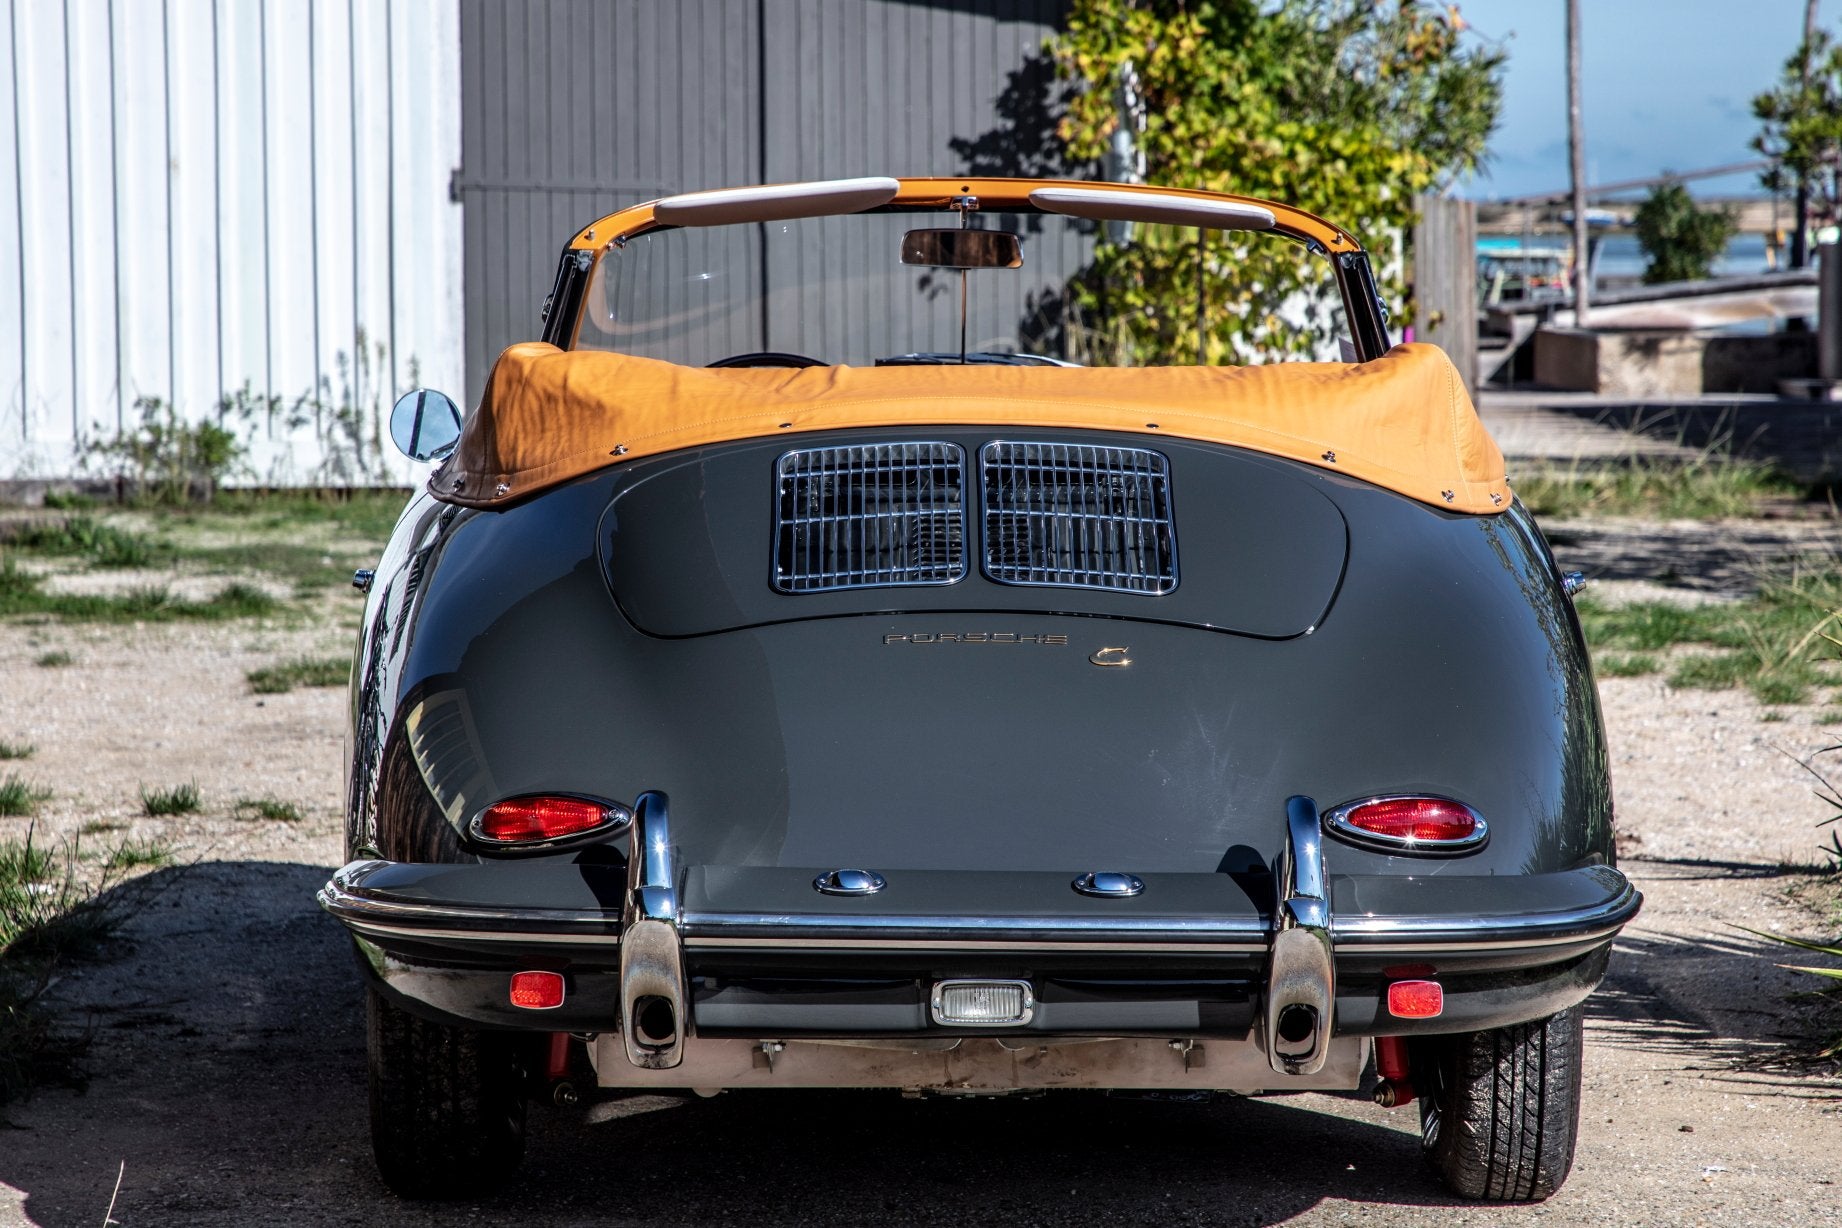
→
(981, 441, 1177, 593)
(773, 442, 967, 593)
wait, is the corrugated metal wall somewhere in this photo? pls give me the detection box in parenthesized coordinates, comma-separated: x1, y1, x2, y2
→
(458, 0, 1078, 394)
(0, 0, 462, 485)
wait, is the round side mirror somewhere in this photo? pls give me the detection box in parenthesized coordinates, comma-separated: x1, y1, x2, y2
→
(389, 389, 464, 462)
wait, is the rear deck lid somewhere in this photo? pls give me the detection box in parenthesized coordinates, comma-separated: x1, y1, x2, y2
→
(601, 430, 1349, 639)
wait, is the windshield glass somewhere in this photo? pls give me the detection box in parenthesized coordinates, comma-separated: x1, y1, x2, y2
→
(573, 209, 1346, 367)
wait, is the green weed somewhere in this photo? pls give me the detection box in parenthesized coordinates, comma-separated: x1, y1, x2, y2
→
(103, 839, 173, 871)
(138, 782, 200, 817)
(233, 797, 303, 823)
(1595, 652, 1659, 678)
(1, 516, 162, 568)
(32, 651, 72, 669)
(0, 741, 32, 761)
(0, 776, 50, 818)
(1516, 456, 1801, 520)
(0, 558, 279, 624)
(1576, 564, 1842, 706)
(246, 657, 347, 695)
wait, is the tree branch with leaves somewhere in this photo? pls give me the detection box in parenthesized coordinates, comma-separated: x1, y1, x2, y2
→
(1050, 0, 1503, 364)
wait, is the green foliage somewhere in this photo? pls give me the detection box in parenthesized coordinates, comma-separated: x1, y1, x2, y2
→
(1752, 29, 1842, 229)
(1051, 0, 1504, 363)
(1575, 564, 1842, 706)
(1513, 457, 1797, 520)
(1632, 181, 1738, 285)
(0, 742, 32, 761)
(2, 516, 163, 568)
(0, 776, 51, 818)
(86, 397, 245, 505)
(246, 656, 349, 695)
(31, 652, 71, 669)
(0, 558, 279, 624)
(1594, 653, 1659, 678)
(103, 839, 174, 871)
(234, 797, 304, 823)
(139, 782, 200, 817)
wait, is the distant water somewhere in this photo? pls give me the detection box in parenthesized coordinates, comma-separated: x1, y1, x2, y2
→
(1593, 232, 1772, 281)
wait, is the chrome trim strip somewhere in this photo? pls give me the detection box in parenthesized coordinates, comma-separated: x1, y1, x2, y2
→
(322, 860, 1638, 956)
(319, 879, 618, 930)
(343, 919, 621, 946)
(679, 911, 1268, 936)
(1333, 879, 1641, 942)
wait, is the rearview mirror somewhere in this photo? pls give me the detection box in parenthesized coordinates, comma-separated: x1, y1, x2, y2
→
(901, 229, 1023, 270)
(389, 389, 464, 462)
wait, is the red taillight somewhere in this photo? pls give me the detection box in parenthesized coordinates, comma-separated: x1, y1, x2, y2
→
(476, 796, 615, 844)
(1329, 796, 1486, 851)
(509, 970, 565, 1010)
(1387, 980, 1444, 1019)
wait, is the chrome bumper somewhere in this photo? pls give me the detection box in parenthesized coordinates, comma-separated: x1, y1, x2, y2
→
(320, 794, 1640, 1076)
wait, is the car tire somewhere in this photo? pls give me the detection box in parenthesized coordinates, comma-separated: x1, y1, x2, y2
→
(367, 988, 527, 1199)
(1416, 1007, 1583, 1202)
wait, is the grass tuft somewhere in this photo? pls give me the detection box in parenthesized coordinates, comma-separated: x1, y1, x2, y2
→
(0, 741, 33, 761)
(1, 516, 163, 568)
(1595, 652, 1659, 678)
(0, 775, 51, 818)
(103, 839, 174, 871)
(1515, 455, 1801, 520)
(1576, 562, 1842, 706)
(138, 782, 200, 817)
(32, 651, 72, 668)
(2, 829, 171, 1104)
(246, 656, 347, 695)
(0, 557, 281, 624)
(233, 797, 304, 823)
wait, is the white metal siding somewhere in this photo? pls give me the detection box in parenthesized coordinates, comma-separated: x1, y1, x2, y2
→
(0, 0, 461, 486)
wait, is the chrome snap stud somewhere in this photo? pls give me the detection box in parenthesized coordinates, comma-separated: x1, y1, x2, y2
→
(1073, 871, 1144, 898)
(814, 868, 886, 896)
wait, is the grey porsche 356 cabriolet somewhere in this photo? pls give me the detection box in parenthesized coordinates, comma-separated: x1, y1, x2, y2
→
(320, 176, 1638, 1202)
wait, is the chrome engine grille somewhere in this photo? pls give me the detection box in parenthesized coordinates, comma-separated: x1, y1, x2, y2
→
(980, 441, 1177, 593)
(773, 442, 966, 592)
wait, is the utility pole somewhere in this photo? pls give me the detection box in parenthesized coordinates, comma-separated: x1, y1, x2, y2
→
(1566, 0, 1591, 325)
(1792, 0, 1819, 268)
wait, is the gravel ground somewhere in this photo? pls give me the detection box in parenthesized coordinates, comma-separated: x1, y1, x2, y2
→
(0, 539, 1839, 1227)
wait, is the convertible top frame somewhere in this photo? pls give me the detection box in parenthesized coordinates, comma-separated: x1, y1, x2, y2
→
(540, 177, 1393, 362)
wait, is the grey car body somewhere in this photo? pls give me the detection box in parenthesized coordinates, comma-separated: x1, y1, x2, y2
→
(321, 177, 1637, 1202)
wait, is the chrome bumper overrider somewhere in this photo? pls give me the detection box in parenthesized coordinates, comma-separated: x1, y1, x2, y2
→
(319, 793, 1641, 1080)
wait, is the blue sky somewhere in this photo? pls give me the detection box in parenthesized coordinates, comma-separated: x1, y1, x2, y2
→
(1454, 0, 1833, 200)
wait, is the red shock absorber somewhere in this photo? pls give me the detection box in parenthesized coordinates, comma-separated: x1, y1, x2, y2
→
(1373, 1035, 1414, 1108)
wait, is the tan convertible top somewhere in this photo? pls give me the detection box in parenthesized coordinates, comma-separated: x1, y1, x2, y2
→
(432, 342, 1508, 514)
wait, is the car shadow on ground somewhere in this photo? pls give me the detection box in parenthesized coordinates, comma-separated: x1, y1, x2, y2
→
(0, 859, 1513, 1227)
(1589, 868, 1842, 1094)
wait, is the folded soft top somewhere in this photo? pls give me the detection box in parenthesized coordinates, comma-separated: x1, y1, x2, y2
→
(432, 341, 1508, 514)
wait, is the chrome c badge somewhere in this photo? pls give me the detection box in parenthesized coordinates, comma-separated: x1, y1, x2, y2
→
(1089, 646, 1132, 668)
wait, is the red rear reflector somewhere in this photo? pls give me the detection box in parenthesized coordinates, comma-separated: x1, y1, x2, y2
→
(509, 971, 565, 1010)
(1342, 798, 1480, 844)
(1387, 980, 1444, 1019)
(478, 796, 610, 844)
